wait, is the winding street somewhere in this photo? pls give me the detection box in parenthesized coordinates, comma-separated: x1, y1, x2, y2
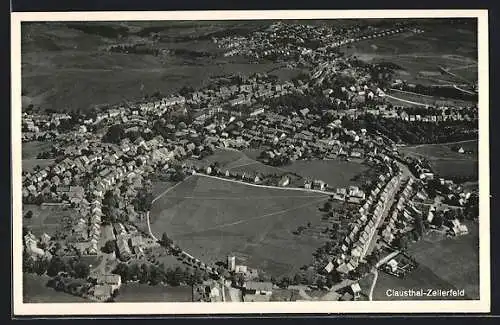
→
(146, 175, 194, 241)
(368, 269, 378, 301)
(384, 94, 429, 107)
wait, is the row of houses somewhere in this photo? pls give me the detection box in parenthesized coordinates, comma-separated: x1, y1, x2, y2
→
(334, 164, 402, 275)
(381, 178, 417, 244)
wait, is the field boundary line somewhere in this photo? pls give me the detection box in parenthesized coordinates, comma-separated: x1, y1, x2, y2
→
(389, 88, 436, 99)
(195, 173, 334, 196)
(403, 139, 477, 148)
(147, 175, 193, 240)
(152, 175, 193, 204)
(159, 194, 326, 200)
(385, 94, 429, 107)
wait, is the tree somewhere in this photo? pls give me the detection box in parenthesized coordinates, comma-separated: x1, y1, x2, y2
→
(179, 86, 194, 97)
(102, 240, 116, 254)
(192, 269, 204, 285)
(357, 262, 370, 276)
(139, 263, 150, 284)
(414, 215, 424, 238)
(73, 261, 90, 279)
(24, 210, 33, 219)
(293, 273, 304, 285)
(113, 263, 130, 282)
(47, 256, 67, 277)
(233, 273, 245, 288)
(23, 250, 35, 273)
(171, 170, 186, 182)
(323, 202, 332, 211)
(103, 124, 125, 144)
(325, 271, 341, 288)
(278, 276, 290, 289)
(394, 234, 409, 250)
(149, 266, 162, 285)
(161, 233, 173, 247)
(128, 263, 140, 282)
(316, 277, 326, 288)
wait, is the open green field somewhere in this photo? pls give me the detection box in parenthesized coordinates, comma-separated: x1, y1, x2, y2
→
(400, 140, 478, 159)
(429, 160, 478, 180)
(189, 148, 289, 176)
(400, 140, 478, 179)
(22, 141, 55, 171)
(152, 181, 177, 197)
(23, 273, 91, 303)
(23, 204, 73, 236)
(407, 222, 479, 299)
(115, 283, 192, 302)
(385, 89, 476, 107)
(282, 159, 371, 188)
(373, 266, 469, 301)
(150, 175, 329, 277)
(343, 20, 477, 90)
(22, 141, 52, 159)
(23, 158, 56, 172)
(373, 222, 479, 300)
(188, 148, 249, 169)
(386, 89, 476, 107)
(21, 21, 287, 112)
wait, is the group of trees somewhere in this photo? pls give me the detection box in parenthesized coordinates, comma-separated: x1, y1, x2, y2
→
(271, 268, 342, 289)
(112, 262, 207, 286)
(48, 256, 90, 279)
(108, 43, 167, 56)
(264, 154, 292, 167)
(393, 82, 478, 102)
(265, 93, 335, 114)
(160, 232, 174, 248)
(348, 261, 371, 280)
(102, 191, 123, 224)
(464, 193, 479, 220)
(102, 124, 126, 144)
(66, 23, 130, 38)
(23, 250, 50, 275)
(368, 62, 398, 89)
(170, 166, 187, 182)
(23, 254, 90, 279)
(361, 114, 478, 145)
(133, 188, 153, 213)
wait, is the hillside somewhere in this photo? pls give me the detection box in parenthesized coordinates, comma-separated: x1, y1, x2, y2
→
(21, 21, 270, 113)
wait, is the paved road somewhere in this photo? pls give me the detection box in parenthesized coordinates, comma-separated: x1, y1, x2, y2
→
(375, 250, 401, 269)
(385, 94, 429, 107)
(368, 269, 379, 301)
(453, 84, 476, 96)
(404, 139, 477, 149)
(147, 176, 194, 241)
(195, 173, 334, 196)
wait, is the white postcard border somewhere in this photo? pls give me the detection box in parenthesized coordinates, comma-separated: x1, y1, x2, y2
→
(11, 9, 490, 315)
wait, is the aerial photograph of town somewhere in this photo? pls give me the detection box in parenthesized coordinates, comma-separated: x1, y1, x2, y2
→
(20, 17, 480, 304)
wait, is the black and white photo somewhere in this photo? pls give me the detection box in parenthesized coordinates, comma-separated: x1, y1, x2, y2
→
(11, 10, 490, 315)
